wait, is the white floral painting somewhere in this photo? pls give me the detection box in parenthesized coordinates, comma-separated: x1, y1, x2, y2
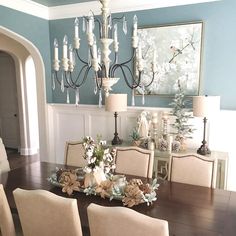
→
(136, 22, 203, 96)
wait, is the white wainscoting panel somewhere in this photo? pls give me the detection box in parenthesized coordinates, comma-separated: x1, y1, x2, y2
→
(47, 104, 205, 164)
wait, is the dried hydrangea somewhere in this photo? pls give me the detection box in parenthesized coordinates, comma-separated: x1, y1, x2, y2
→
(123, 184, 144, 207)
(58, 170, 81, 195)
(95, 180, 113, 198)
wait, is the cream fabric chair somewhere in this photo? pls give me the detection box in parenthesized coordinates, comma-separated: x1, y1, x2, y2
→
(0, 184, 16, 236)
(0, 138, 10, 173)
(13, 188, 83, 236)
(168, 153, 217, 188)
(87, 203, 169, 236)
(115, 146, 154, 178)
(64, 141, 87, 167)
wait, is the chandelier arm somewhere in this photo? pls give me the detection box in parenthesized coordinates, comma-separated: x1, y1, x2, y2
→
(119, 48, 136, 65)
(111, 63, 140, 89)
(83, 66, 93, 85)
(75, 49, 89, 65)
(54, 71, 61, 84)
(69, 65, 89, 88)
(73, 64, 89, 84)
(114, 64, 136, 89)
(110, 49, 135, 77)
(64, 72, 75, 88)
(122, 65, 142, 88)
(109, 53, 118, 76)
(55, 71, 69, 89)
(143, 72, 156, 88)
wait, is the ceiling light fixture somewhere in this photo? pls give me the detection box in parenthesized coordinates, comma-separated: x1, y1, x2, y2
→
(52, 0, 157, 106)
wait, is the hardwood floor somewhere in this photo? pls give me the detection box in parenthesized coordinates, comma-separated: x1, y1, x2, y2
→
(6, 148, 40, 170)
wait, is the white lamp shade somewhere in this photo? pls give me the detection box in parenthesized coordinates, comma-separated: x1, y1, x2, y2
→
(193, 96, 220, 118)
(105, 94, 127, 112)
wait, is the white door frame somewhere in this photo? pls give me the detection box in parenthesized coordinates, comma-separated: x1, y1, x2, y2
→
(0, 26, 49, 160)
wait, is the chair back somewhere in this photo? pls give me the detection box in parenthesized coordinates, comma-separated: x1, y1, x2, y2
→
(168, 153, 217, 188)
(115, 146, 154, 178)
(87, 203, 169, 236)
(0, 138, 10, 173)
(0, 184, 16, 236)
(13, 188, 83, 236)
(64, 141, 87, 167)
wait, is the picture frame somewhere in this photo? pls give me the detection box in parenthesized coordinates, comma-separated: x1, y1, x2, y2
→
(135, 22, 203, 96)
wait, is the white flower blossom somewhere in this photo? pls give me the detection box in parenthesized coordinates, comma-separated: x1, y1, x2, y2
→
(84, 166, 92, 173)
(99, 140, 106, 145)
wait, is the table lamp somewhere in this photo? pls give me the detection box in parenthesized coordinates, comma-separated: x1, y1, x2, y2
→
(193, 95, 220, 155)
(105, 94, 127, 145)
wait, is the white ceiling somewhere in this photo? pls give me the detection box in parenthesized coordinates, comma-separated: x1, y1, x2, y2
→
(30, 0, 95, 7)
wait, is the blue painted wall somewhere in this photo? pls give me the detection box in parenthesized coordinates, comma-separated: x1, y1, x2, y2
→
(1, 0, 235, 109)
(0, 5, 52, 103)
(49, 0, 236, 109)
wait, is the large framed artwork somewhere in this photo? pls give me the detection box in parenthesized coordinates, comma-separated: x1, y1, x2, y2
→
(136, 22, 203, 96)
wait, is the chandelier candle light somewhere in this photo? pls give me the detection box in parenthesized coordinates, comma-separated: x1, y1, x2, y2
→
(193, 95, 220, 155)
(52, 0, 157, 107)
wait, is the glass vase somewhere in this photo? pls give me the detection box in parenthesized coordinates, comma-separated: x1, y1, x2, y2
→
(84, 167, 106, 188)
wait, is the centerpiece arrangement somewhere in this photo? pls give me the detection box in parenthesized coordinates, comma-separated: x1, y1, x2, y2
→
(82, 136, 116, 187)
(48, 136, 159, 207)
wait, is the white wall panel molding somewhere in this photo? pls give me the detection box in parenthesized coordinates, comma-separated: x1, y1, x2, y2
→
(47, 104, 204, 164)
(20, 147, 38, 155)
(1, 0, 220, 20)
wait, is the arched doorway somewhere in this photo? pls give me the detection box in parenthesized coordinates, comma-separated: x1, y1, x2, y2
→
(0, 51, 20, 149)
(0, 26, 49, 160)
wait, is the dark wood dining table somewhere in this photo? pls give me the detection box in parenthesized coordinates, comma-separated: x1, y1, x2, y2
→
(1, 161, 236, 236)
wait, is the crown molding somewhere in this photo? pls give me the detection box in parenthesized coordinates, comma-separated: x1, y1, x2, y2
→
(49, 0, 221, 19)
(1, 0, 221, 20)
(0, 0, 49, 19)
(49, 1, 100, 20)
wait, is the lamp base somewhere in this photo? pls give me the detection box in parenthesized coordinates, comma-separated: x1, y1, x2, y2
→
(197, 144, 211, 155)
(111, 135, 123, 145)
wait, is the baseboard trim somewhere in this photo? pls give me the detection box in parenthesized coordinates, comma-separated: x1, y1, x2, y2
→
(20, 147, 39, 156)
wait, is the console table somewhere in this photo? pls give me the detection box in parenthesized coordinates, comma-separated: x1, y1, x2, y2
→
(154, 149, 228, 189)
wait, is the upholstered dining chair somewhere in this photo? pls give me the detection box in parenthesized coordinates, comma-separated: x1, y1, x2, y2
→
(0, 184, 16, 236)
(13, 188, 83, 236)
(115, 146, 154, 178)
(0, 138, 10, 173)
(0, 184, 23, 236)
(87, 203, 169, 236)
(168, 153, 217, 188)
(64, 141, 87, 167)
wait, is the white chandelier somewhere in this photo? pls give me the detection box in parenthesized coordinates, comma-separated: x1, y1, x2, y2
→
(52, 0, 157, 106)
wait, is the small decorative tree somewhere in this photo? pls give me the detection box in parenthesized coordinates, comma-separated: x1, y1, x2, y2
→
(169, 80, 194, 149)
